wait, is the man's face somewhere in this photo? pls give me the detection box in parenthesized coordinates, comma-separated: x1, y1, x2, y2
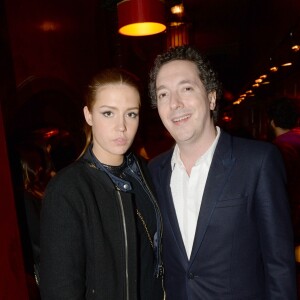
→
(155, 60, 216, 146)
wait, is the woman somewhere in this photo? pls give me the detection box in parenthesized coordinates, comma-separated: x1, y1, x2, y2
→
(39, 68, 164, 299)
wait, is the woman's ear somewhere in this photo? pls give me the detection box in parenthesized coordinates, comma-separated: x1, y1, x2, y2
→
(208, 91, 217, 110)
(83, 106, 93, 126)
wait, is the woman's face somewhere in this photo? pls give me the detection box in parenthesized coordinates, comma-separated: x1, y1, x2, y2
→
(84, 83, 140, 165)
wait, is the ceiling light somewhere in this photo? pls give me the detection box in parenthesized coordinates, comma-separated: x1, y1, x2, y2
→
(170, 3, 184, 15)
(259, 75, 267, 79)
(270, 66, 278, 72)
(117, 0, 166, 36)
(281, 62, 292, 67)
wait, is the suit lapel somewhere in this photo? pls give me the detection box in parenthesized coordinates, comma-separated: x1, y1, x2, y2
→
(189, 131, 235, 263)
(159, 153, 189, 262)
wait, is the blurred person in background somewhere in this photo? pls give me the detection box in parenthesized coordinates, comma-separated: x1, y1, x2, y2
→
(268, 97, 300, 244)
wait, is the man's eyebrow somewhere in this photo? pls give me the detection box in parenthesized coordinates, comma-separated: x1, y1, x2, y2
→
(179, 79, 196, 85)
(156, 85, 167, 92)
(156, 79, 195, 91)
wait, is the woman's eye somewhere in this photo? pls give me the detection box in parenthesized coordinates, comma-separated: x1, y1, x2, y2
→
(128, 112, 139, 118)
(103, 111, 113, 117)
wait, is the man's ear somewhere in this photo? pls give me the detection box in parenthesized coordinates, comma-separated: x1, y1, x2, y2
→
(208, 91, 217, 110)
(83, 106, 93, 126)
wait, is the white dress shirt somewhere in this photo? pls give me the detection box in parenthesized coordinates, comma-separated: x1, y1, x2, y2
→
(170, 126, 220, 259)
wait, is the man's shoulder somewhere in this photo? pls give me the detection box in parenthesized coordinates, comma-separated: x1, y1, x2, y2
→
(220, 130, 278, 157)
(221, 128, 264, 144)
(148, 148, 174, 170)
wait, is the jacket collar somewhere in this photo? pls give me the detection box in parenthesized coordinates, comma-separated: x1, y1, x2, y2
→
(83, 144, 135, 192)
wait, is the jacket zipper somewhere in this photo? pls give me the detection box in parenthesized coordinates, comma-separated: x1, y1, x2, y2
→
(116, 190, 130, 300)
(130, 161, 164, 275)
(130, 163, 166, 299)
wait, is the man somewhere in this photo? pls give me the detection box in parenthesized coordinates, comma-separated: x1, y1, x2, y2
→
(268, 97, 300, 244)
(148, 45, 297, 299)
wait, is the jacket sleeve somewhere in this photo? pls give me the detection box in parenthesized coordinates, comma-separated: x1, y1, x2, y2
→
(39, 176, 86, 300)
(256, 145, 297, 299)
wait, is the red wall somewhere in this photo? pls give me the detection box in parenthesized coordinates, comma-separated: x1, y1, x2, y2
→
(0, 105, 28, 299)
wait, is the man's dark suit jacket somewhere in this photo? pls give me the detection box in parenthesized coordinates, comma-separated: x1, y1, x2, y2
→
(148, 130, 297, 300)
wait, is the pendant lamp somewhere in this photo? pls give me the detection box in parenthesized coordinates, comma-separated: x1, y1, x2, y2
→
(167, 3, 190, 48)
(117, 0, 166, 36)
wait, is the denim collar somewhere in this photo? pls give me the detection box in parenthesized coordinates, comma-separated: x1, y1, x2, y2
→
(87, 144, 133, 192)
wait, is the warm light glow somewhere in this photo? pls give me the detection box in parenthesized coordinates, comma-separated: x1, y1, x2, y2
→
(255, 78, 263, 83)
(292, 45, 300, 52)
(43, 129, 60, 138)
(119, 22, 166, 36)
(295, 245, 300, 263)
(171, 3, 184, 15)
(233, 99, 243, 105)
(169, 21, 185, 27)
(281, 62, 292, 67)
(252, 83, 259, 87)
(262, 81, 270, 85)
(222, 115, 232, 122)
(245, 90, 253, 94)
(270, 66, 278, 72)
(260, 75, 267, 79)
(39, 21, 61, 32)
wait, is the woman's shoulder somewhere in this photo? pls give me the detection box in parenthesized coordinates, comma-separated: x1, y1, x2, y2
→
(52, 159, 85, 180)
(45, 158, 97, 193)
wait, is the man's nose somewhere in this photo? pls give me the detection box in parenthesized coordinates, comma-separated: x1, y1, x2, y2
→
(170, 93, 183, 110)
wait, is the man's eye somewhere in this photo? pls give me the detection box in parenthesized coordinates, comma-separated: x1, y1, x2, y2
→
(184, 86, 192, 91)
(158, 92, 167, 100)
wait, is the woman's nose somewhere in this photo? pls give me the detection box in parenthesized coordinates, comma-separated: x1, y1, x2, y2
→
(117, 117, 126, 132)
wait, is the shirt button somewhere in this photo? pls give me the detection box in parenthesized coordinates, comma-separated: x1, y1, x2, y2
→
(187, 272, 194, 279)
(123, 183, 129, 190)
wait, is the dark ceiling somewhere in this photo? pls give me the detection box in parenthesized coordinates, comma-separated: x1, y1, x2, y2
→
(182, 0, 300, 99)
(110, 0, 300, 103)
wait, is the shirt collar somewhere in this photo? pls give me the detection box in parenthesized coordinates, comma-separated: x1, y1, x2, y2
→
(171, 126, 221, 170)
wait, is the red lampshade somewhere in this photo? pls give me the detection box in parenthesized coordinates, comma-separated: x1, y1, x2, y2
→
(117, 0, 166, 36)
